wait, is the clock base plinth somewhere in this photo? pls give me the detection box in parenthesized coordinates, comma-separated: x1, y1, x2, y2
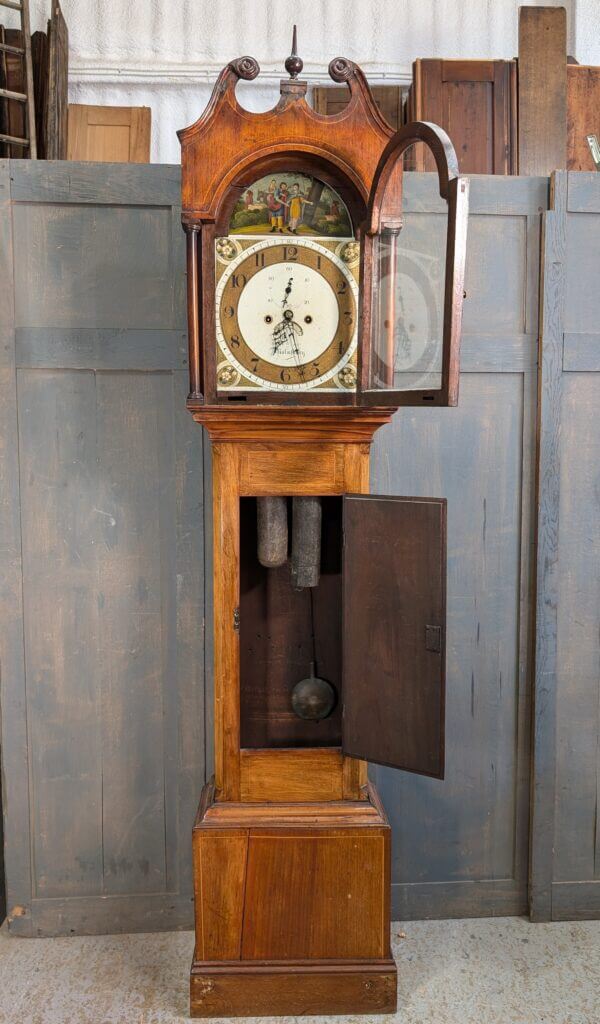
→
(190, 780, 397, 1018)
(190, 957, 397, 1018)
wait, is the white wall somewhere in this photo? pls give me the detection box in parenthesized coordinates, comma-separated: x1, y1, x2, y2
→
(15, 0, 599, 162)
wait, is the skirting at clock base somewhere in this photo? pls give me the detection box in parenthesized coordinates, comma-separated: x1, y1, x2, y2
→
(190, 780, 397, 1018)
(190, 958, 397, 1017)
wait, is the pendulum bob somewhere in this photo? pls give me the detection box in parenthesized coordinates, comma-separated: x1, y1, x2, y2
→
(291, 662, 336, 720)
(290, 496, 322, 588)
(256, 496, 288, 568)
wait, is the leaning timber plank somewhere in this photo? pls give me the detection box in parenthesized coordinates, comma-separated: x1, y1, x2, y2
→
(518, 6, 567, 175)
(0, 161, 33, 934)
(529, 171, 567, 921)
(46, 0, 67, 159)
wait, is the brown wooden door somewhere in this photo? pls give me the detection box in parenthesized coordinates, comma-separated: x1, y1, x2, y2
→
(567, 65, 600, 171)
(341, 494, 446, 778)
(312, 84, 403, 129)
(411, 58, 517, 174)
(67, 104, 151, 163)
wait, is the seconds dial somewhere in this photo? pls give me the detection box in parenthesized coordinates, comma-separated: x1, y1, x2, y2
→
(216, 238, 358, 391)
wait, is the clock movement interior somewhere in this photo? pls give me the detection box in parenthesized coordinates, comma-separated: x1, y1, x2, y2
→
(239, 495, 343, 750)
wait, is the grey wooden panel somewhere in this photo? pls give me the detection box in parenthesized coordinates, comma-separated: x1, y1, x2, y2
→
(567, 172, 600, 213)
(531, 173, 600, 921)
(460, 334, 536, 373)
(172, 373, 206, 893)
(12, 204, 175, 330)
(552, 882, 600, 920)
(18, 369, 104, 898)
(1, 160, 205, 935)
(96, 372, 170, 894)
(16, 328, 188, 371)
(372, 372, 531, 918)
(392, 879, 525, 921)
(371, 172, 543, 920)
(9, 161, 181, 205)
(462, 215, 527, 335)
(0, 161, 34, 932)
(564, 212, 600, 336)
(18, 892, 194, 938)
(529, 173, 567, 923)
(563, 334, 600, 372)
(403, 173, 548, 215)
(554, 374, 600, 887)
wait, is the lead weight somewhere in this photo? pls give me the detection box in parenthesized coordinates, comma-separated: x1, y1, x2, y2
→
(257, 496, 288, 568)
(290, 496, 322, 589)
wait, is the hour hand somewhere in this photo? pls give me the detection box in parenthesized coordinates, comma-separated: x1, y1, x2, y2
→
(282, 276, 293, 307)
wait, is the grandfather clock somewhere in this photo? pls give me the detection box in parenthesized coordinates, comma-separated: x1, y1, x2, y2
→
(179, 36, 469, 1018)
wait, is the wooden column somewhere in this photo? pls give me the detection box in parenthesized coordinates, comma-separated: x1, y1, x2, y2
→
(185, 224, 202, 400)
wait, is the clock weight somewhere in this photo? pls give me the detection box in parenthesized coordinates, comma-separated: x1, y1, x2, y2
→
(290, 496, 322, 588)
(257, 496, 288, 567)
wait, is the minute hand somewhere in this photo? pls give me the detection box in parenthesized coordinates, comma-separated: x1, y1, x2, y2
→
(282, 276, 293, 308)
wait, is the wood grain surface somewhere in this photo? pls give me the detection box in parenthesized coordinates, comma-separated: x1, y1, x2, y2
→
(567, 65, 600, 171)
(210, 432, 371, 803)
(529, 172, 567, 922)
(342, 494, 446, 776)
(518, 6, 567, 175)
(191, 780, 394, 1011)
(408, 59, 517, 175)
(0, 159, 204, 937)
(190, 960, 397, 1017)
(68, 104, 151, 163)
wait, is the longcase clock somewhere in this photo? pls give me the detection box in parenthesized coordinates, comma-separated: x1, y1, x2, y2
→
(179, 36, 469, 1018)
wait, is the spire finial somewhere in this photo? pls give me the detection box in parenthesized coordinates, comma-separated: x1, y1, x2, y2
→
(285, 25, 303, 79)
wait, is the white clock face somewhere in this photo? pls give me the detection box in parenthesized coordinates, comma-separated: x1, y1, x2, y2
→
(215, 237, 359, 392)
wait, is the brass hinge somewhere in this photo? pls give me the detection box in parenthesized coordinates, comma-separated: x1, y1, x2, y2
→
(233, 606, 240, 632)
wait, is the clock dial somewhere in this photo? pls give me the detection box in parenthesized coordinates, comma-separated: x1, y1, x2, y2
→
(215, 238, 358, 391)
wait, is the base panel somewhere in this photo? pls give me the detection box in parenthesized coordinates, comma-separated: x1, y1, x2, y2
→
(190, 958, 398, 1017)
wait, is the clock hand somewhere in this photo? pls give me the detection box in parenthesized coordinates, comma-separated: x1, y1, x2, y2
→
(282, 276, 293, 308)
(272, 319, 286, 353)
(287, 319, 306, 382)
(272, 307, 296, 352)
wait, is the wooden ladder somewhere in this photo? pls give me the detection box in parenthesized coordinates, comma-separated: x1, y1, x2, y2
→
(0, 0, 36, 157)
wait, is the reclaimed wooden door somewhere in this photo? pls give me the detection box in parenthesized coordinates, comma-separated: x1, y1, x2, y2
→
(0, 163, 555, 931)
(342, 494, 446, 778)
(67, 105, 151, 162)
(0, 159, 205, 936)
(408, 59, 517, 174)
(312, 84, 404, 129)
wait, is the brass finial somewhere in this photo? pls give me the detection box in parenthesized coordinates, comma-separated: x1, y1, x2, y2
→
(285, 25, 303, 79)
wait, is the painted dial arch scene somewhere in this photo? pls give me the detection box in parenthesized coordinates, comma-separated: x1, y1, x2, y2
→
(215, 171, 360, 393)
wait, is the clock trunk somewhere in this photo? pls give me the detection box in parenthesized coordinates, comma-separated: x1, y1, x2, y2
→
(240, 495, 343, 750)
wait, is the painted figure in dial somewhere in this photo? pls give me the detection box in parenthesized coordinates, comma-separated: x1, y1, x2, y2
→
(215, 172, 360, 393)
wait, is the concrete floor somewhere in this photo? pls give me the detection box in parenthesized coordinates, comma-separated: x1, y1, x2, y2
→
(0, 916, 599, 1024)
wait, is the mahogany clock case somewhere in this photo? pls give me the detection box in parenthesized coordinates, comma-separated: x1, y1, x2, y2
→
(179, 50, 467, 1019)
